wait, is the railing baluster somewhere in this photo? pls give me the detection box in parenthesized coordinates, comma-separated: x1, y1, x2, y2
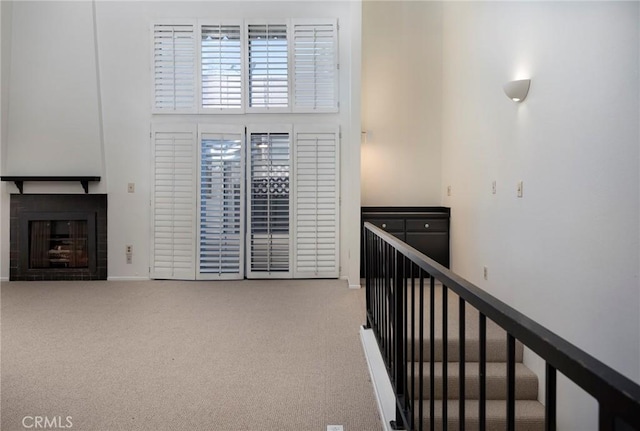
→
(599, 405, 615, 431)
(403, 256, 409, 428)
(545, 363, 556, 431)
(392, 250, 406, 429)
(430, 275, 435, 431)
(459, 298, 466, 431)
(507, 334, 516, 431)
(443, 284, 448, 431)
(479, 313, 486, 431)
(385, 243, 391, 364)
(419, 272, 425, 431)
(410, 263, 415, 431)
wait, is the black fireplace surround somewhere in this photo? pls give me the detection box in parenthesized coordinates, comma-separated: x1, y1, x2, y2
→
(10, 194, 107, 280)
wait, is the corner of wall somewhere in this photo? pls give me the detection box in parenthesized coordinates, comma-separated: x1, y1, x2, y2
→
(0, 0, 13, 281)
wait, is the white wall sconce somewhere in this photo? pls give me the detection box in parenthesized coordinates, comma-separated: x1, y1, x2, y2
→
(503, 79, 531, 103)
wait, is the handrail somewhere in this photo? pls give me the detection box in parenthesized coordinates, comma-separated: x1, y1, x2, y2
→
(363, 221, 640, 430)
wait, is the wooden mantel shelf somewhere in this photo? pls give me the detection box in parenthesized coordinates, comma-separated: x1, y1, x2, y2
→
(0, 176, 101, 194)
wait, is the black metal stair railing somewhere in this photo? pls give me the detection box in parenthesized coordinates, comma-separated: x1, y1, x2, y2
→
(363, 221, 640, 431)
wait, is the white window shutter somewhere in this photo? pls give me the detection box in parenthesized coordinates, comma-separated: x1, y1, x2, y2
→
(197, 126, 245, 279)
(246, 126, 293, 278)
(151, 124, 197, 279)
(152, 23, 197, 113)
(200, 23, 244, 111)
(292, 19, 338, 113)
(246, 22, 290, 111)
(293, 126, 340, 278)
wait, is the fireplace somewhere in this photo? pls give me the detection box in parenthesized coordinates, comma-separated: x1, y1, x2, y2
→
(10, 194, 107, 280)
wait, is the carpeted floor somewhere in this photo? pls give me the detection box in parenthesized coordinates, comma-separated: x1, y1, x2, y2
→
(0, 279, 382, 431)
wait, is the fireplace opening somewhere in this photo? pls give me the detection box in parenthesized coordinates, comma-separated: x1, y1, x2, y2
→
(29, 220, 89, 269)
(10, 194, 107, 281)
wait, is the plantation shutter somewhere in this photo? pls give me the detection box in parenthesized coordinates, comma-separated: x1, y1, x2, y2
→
(247, 126, 293, 278)
(293, 126, 340, 278)
(200, 23, 243, 111)
(246, 23, 290, 111)
(152, 23, 197, 113)
(292, 19, 338, 113)
(151, 124, 197, 279)
(197, 126, 245, 279)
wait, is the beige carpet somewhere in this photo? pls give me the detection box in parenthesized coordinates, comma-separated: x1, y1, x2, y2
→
(0, 279, 382, 431)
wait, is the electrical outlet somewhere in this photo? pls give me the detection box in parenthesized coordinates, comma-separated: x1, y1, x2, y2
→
(517, 181, 523, 198)
(492, 180, 497, 195)
(128, 183, 135, 193)
(483, 266, 488, 280)
(447, 185, 452, 197)
(327, 426, 344, 431)
(126, 245, 133, 254)
(126, 254, 132, 264)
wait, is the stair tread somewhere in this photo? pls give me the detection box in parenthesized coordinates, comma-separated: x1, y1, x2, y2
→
(413, 399, 545, 431)
(407, 362, 539, 400)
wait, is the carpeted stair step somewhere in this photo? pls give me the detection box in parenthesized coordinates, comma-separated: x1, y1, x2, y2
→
(413, 399, 545, 431)
(408, 332, 524, 363)
(404, 286, 525, 362)
(408, 362, 539, 400)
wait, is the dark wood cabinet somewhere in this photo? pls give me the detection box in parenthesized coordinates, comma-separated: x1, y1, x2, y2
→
(361, 206, 450, 276)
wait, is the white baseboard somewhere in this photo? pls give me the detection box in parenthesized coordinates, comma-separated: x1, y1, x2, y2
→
(0, 277, 8, 282)
(360, 326, 395, 431)
(341, 275, 361, 289)
(107, 276, 150, 281)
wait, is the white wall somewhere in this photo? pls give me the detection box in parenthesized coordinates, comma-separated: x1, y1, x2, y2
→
(441, 2, 639, 430)
(361, 1, 442, 206)
(0, 1, 362, 285)
(5, 1, 103, 177)
(0, 1, 13, 281)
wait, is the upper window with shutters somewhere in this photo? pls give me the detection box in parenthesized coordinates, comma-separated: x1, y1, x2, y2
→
(151, 19, 339, 114)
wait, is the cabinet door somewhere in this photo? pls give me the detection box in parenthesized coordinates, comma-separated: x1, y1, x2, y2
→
(405, 232, 449, 268)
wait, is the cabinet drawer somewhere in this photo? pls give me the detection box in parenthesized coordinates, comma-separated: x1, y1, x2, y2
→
(367, 219, 404, 232)
(406, 219, 448, 232)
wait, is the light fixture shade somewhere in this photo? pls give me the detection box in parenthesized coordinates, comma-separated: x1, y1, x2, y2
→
(503, 79, 531, 103)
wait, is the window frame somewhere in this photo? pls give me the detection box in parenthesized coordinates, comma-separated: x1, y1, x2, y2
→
(244, 19, 292, 114)
(150, 21, 198, 114)
(291, 18, 339, 113)
(197, 20, 246, 114)
(152, 19, 339, 115)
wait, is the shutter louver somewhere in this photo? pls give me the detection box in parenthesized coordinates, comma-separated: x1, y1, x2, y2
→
(247, 129, 292, 277)
(198, 128, 245, 279)
(201, 24, 243, 111)
(292, 20, 338, 113)
(151, 124, 197, 279)
(294, 127, 339, 278)
(247, 23, 289, 110)
(153, 24, 197, 113)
